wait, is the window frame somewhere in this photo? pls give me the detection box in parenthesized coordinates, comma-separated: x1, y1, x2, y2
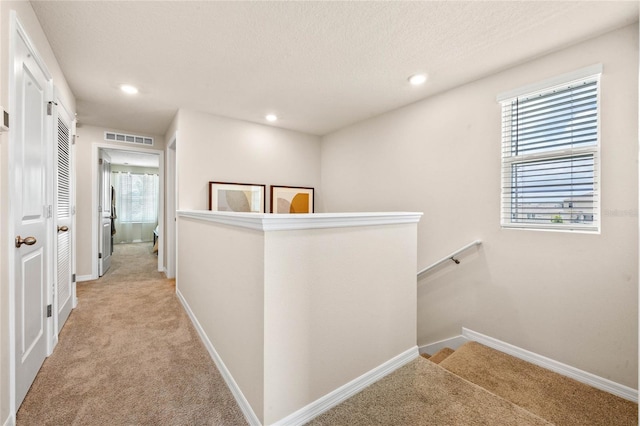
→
(498, 65, 602, 233)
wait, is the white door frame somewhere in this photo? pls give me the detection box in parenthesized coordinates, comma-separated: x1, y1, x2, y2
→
(91, 142, 164, 279)
(97, 149, 112, 276)
(8, 11, 55, 416)
(165, 133, 177, 278)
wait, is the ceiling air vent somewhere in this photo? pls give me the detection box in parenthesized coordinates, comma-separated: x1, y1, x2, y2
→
(104, 131, 153, 146)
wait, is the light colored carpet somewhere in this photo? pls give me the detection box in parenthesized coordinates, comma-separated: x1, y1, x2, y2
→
(427, 347, 455, 364)
(309, 357, 552, 426)
(16, 243, 247, 426)
(438, 341, 638, 426)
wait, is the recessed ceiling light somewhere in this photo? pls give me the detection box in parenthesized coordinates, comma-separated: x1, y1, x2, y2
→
(408, 73, 427, 86)
(265, 114, 278, 122)
(120, 84, 139, 95)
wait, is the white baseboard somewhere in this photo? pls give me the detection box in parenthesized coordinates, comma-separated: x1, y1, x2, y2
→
(419, 335, 469, 355)
(75, 274, 94, 282)
(462, 328, 638, 403)
(177, 287, 417, 426)
(50, 334, 59, 354)
(176, 289, 261, 426)
(3, 413, 15, 426)
(272, 346, 419, 426)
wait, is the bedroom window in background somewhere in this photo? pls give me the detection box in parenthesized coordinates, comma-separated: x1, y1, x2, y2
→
(112, 172, 159, 223)
(499, 65, 601, 233)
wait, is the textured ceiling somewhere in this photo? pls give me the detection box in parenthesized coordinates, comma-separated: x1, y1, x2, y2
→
(30, 1, 638, 136)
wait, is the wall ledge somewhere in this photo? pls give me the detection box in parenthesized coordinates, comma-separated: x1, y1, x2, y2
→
(177, 210, 422, 231)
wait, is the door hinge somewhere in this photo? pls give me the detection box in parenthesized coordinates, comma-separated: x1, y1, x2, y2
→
(72, 273, 76, 283)
(47, 205, 53, 218)
(72, 134, 76, 145)
(46, 101, 57, 116)
(98, 253, 102, 259)
(47, 304, 52, 318)
(99, 158, 103, 165)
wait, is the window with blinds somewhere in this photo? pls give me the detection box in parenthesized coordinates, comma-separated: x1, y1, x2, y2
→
(112, 172, 159, 223)
(500, 70, 600, 232)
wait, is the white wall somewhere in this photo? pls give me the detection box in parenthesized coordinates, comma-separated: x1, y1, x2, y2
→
(178, 216, 266, 421)
(75, 125, 163, 278)
(177, 213, 419, 424)
(175, 109, 321, 212)
(263, 222, 417, 423)
(0, 1, 77, 422)
(321, 24, 639, 389)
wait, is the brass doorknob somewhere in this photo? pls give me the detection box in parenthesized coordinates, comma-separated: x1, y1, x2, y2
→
(57, 225, 69, 232)
(15, 236, 37, 248)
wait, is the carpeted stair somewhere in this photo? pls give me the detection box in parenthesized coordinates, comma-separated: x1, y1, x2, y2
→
(431, 341, 638, 426)
(422, 347, 455, 364)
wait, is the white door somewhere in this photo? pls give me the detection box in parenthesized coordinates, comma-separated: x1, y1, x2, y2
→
(55, 99, 74, 333)
(13, 25, 52, 407)
(98, 150, 112, 276)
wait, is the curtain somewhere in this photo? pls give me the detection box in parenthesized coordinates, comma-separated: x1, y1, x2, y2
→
(112, 172, 159, 243)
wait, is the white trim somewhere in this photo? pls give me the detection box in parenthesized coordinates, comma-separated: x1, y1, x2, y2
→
(50, 334, 59, 352)
(497, 63, 603, 101)
(176, 289, 261, 426)
(462, 328, 638, 402)
(419, 335, 469, 355)
(177, 210, 423, 232)
(14, 15, 52, 81)
(75, 274, 94, 282)
(272, 346, 419, 426)
(8, 11, 56, 414)
(2, 414, 15, 426)
(8, 13, 19, 415)
(165, 134, 177, 279)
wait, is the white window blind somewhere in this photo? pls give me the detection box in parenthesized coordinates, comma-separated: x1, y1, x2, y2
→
(500, 72, 600, 232)
(112, 172, 159, 223)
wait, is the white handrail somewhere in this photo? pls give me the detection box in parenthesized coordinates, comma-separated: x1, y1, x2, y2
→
(417, 240, 482, 277)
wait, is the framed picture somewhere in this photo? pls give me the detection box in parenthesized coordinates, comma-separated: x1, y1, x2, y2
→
(271, 185, 314, 214)
(209, 181, 266, 213)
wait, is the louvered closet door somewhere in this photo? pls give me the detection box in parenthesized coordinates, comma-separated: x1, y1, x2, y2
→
(56, 105, 73, 333)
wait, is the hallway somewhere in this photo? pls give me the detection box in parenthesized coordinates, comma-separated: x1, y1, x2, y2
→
(16, 243, 246, 425)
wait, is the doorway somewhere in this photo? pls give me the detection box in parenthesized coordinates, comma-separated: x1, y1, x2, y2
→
(92, 144, 164, 279)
